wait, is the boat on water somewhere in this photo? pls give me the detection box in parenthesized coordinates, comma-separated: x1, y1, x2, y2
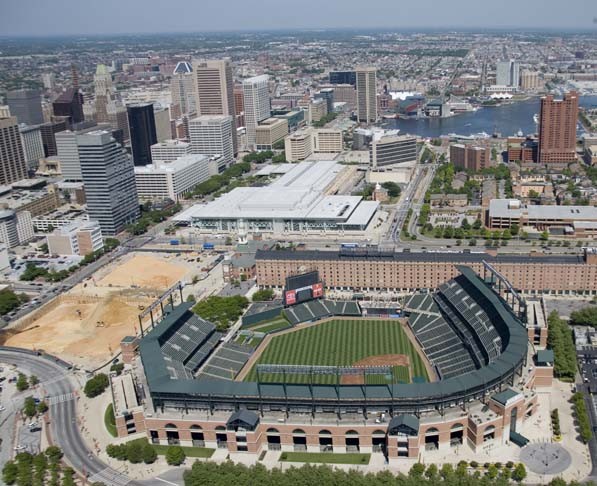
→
(448, 132, 490, 141)
(533, 114, 539, 124)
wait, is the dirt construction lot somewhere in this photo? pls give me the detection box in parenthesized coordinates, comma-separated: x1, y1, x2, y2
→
(4, 253, 195, 368)
(95, 254, 188, 289)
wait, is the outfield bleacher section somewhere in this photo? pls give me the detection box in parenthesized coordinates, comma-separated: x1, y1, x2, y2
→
(157, 307, 223, 378)
(199, 342, 254, 380)
(405, 294, 478, 380)
(284, 299, 361, 326)
(404, 275, 505, 380)
(437, 276, 503, 365)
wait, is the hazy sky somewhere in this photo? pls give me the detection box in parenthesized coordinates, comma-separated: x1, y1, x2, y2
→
(1, 0, 596, 36)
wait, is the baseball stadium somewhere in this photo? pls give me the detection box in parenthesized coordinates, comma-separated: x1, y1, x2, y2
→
(111, 264, 553, 460)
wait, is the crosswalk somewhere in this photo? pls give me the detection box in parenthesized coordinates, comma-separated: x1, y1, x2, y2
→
(48, 392, 76, 405)
(88, 467, 130, 486)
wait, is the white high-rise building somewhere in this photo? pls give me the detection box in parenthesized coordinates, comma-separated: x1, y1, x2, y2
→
(242, 75, 271, 149)
(496, 60, 520, 88)
(56, 130, 82, 181)
(134, 154, 210, 202)
(171, 62, 196, 115)
(150, 140, 192, 162)
(19, 124, 45, 170)
(192, 59, 237, 154)
(356, 67, 377, 123)
(189, 115, 234, 174)
(77, 130, 139, 235)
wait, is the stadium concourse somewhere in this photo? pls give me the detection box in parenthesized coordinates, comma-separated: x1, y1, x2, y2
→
(110, 266, 553, 461)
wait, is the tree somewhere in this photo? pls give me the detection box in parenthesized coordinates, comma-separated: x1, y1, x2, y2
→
(23, 396, 37, 417)
(486, 464, 499, 479)
(409, 463, 425, 479)
(381, 182, 401, 198)
(461, 218, 471, 230)
(570, 307, 597, 328)
(45, 446, 63, 463)
(512, 463, 527, 483)
(165, 446, 185, 466)
(84, 373, 110, 398)
(110, 362, 125, 376)
(425, 464, 438, 480)
(62, 466, 76, 486)
(540, 230, 549, 241)
(0, 289, 29, 316)
(192, 295, 249, 330)
(37, 401, 48, 414)
(16, 373, 29, 392)
(2, 461, 17, 485)
(142, 443, 157, 464)
(502, 229, 512, 240)
(29, 375, 39, 386)
(106, 444, 128, 461)
(126, 440, 144, 464)
(252, 289, 275, 302)
(510, 223, 520, 236)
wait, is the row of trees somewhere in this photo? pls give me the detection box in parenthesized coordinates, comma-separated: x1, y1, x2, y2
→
(126, 202, 182, 235)
(20, 237, 120, 282)
(2, 446, 66, 486)
(572, 392, 593, 443)
(107, 439, 157, 464)
(190, 162, 251, 198)
(16, 372, 37, 392)
(0, 289, 30, 316)
(23, 396, 48, 418)
(547, 311, 577, 382)
(551, 408, 561, 438)
(312, 112, 338, 128)
(192, 295, 249, 330)
(107, 439, 185, 466)
(570, 306, 597, 328)
(183, 460, 531, 486)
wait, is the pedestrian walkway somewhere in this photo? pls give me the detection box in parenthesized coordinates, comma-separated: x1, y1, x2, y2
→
(88, 467, 131, 486)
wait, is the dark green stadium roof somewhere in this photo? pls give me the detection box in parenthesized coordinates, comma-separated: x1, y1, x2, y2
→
(491, 388, 521, 406)
(536, 349, 555, 366)
(139, 267, 528, 407)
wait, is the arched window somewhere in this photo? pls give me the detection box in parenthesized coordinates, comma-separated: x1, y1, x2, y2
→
(292, 428, 306, 435)
(319, 429, 332, 436)
(164, 423, 177, 429)
(425, 427, 439, 434)
(345, 430, 359, 436)
(190, 425, 202, 430)
(484, 425, 496, 434)
(266, 428, 280, 434)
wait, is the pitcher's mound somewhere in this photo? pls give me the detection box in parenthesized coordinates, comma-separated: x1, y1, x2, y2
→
(340, 354, 410, 384)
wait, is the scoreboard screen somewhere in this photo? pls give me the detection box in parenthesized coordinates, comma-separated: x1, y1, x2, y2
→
(284, 282, 324, 306)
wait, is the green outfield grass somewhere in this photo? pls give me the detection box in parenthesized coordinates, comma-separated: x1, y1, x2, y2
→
(244, 319, 429, 384)
(252, 319, 291, 334)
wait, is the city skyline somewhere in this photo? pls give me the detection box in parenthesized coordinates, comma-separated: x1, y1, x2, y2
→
(1, 0, 596, 36)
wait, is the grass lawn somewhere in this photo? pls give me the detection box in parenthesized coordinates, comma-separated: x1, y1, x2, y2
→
(253, 319, 291, 334)
(245, 319, 429, 384)
(104, 404, 117, 437)
(280, 452, 370, 465)
(152, 443, 215, 458)
(248, 337, 263, 347)
(244, 315, 287, 329)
